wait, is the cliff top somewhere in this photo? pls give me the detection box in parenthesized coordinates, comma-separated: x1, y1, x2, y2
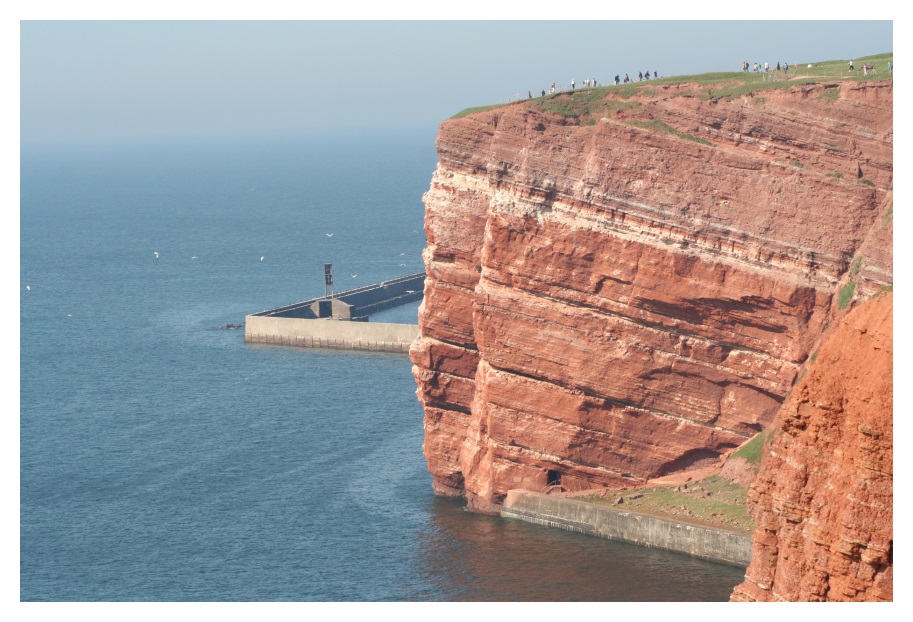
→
(452, 52, 893, 121)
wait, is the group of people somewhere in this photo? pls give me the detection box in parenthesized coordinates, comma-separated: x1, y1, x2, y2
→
(527, 71, 661, 97)
(742, 60, 792, 73)
(850, 60, 893, 76)
(524, 54, 892, 102)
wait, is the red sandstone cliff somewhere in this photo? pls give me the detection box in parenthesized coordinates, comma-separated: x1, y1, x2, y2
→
(731, 292, 892, 601)
(410, 78, 893, 516)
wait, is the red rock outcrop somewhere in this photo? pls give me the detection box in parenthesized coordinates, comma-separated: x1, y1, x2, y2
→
(410, 79, 893, 515)
(731, 292, 892, 601)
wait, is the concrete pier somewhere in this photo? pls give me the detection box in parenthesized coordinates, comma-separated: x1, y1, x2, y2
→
(501, 490, 753, 568)
(250, 273, 424, 321)
(244, 272, 424, 352)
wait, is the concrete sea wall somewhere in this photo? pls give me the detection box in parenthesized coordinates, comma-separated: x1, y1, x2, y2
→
(502, 490, 752, 568)
(245, 316, 418, 353)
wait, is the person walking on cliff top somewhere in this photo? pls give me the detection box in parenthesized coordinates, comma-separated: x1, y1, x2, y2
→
(849, 59, 854, 71)
(571, 79, 575, 89)
(550, 82, 555, 94)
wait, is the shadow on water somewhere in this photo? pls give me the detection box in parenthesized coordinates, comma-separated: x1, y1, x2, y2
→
(413, 497, 745, 602)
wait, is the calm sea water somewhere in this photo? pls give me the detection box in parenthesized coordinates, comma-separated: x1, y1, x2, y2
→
(20, 128, 745, 601)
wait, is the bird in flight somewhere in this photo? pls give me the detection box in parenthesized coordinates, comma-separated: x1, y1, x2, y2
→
(325, 233, 334, 237)
(260, 256, 265, 262)
(351, 274, 357, 278)
(400, 252, 406, 256)
(191, 256, 198, 260)
(26, 285, 30, 291)
(406, 290, 416, 294)
(153, 251, 159, 259)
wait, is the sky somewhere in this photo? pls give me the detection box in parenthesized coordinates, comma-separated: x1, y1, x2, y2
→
(19, 15, 895, 148)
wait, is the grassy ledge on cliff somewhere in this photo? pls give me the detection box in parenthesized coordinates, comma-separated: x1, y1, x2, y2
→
(451, 52, 893, 122)
(570, 435, 768, 534)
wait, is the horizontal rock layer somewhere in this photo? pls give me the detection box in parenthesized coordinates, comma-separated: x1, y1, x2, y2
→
(410, 79, 893, 515)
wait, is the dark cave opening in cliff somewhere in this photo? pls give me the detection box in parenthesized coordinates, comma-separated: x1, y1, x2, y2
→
(547, 470, 562, 487)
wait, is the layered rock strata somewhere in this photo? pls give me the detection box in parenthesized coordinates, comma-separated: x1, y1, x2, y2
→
(731, 292, 892, 601)
(410, 80, 893, 514)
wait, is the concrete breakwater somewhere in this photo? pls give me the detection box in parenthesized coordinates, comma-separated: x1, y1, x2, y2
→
(245, 316, 418, 353)
(501, 490, 752, 568)
(245, 272, 424, 353)
(251, 273, 425, 321)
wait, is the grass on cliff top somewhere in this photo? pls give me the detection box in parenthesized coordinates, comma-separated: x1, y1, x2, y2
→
(449, 52, 892, 119)
(579, 475, 756, 534)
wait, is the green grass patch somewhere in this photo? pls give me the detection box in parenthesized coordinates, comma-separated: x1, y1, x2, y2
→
(731, 430, 770, 467)
(860, 178, 875, 187)
(604, 100, 642, 115)
(629, 119, 712, 145)
(580, 475, 755, 533)
(838, 281, 856, 309)
(826, 172, 844, 179)
(752, 96, 766, 105)
(884, 204, 893, 223)
(850, 256, 863, 276)
(873, 285, 893, 298)
(537, 87, 611, 119)
(810, 350, 818, 363)
(791, 160, 803, 167)
(450, 103, 509, 119)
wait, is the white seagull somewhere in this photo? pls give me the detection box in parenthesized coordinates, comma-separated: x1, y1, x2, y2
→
(153, 251, 159, 259)
(351, 274, 357, 278)
(260, 256, 265, 262)
(191, 256, 198, 260)
(26, 285, 30, 291)
(325, 233, 334, 237)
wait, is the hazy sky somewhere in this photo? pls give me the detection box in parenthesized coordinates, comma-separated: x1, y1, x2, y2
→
(20, 18, 894, 147)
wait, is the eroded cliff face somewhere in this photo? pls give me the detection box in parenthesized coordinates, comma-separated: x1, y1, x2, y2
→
(410, 80, 893, 514)
(731, 292, 892, 602)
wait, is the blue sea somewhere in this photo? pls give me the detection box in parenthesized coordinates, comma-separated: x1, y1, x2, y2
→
(20, 128, 746, 602)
